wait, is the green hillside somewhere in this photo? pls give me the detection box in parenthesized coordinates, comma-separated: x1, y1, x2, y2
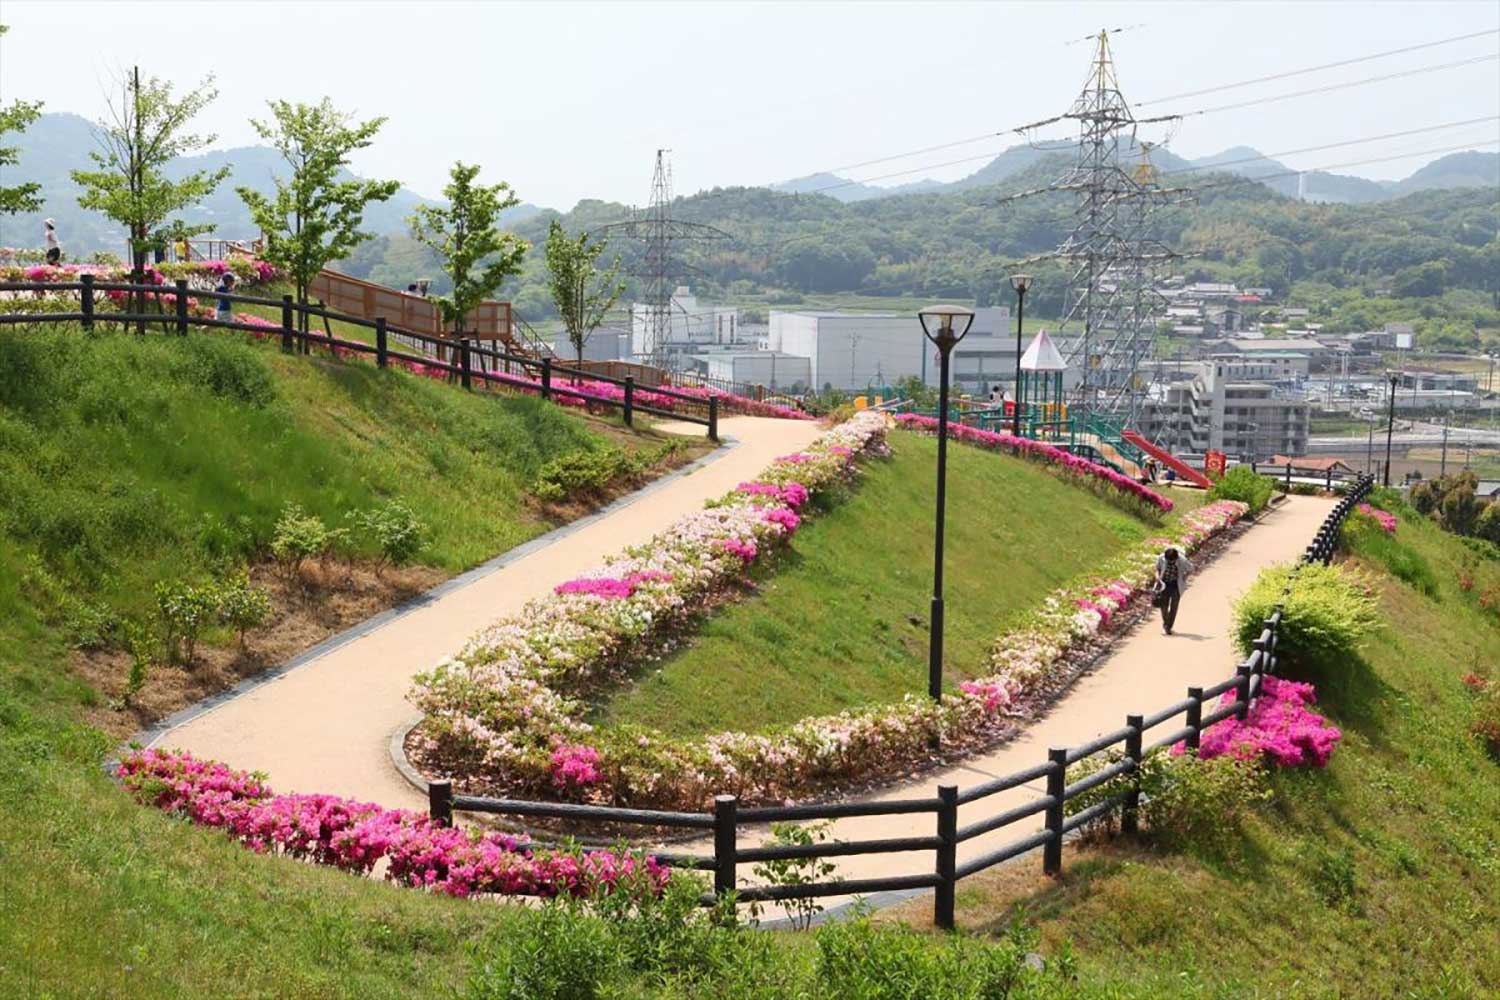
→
(904, 498, 1500, 996)
(602, 430, 1200, 736)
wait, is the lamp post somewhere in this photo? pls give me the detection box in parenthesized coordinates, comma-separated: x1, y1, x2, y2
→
(1383, 372, 1399, 487)
(917, 304, 976, 741)
(1010, 274, 1032, 437)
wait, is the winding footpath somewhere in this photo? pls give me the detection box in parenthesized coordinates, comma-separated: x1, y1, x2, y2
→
(150, 416, 825, 810)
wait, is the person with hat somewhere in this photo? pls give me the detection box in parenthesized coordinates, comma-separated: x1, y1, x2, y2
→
(43, 219, 62, 265)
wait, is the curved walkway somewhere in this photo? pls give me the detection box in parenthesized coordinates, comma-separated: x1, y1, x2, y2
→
(149, 415, 826, 810)
(726, 493, 1334, 900)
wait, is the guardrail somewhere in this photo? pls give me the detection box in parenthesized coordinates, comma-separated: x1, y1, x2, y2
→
(427, 475, 1374, 927)
(0, 278, 718, 440)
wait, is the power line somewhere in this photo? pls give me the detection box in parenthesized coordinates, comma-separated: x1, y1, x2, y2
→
(1137, 27, 1500, 105)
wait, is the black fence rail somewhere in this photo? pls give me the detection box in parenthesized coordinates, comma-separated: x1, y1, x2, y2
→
(425, 476, 1374, 928)
(0, 279, 718, 440)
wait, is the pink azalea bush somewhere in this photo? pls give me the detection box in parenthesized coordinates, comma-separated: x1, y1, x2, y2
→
(117, 748, 667, 899)
(410, 411, 1249, 810)
(1355, 502, 1397, 535)
(893, 412, 1173, 514)
(1175, 676, 1342, 767)
(2, 258, 280, 289)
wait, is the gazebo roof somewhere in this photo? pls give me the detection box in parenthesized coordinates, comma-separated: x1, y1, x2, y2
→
(1020, 329, 1067, 372)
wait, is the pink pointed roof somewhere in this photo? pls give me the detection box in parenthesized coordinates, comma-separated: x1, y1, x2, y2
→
(1020, 329, 1067, 372)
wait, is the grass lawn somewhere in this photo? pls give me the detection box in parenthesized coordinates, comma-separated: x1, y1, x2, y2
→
(887, 501, 1500, 996)
(600, 430, 1183, 736)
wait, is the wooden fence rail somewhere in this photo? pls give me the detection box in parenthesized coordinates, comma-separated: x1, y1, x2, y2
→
(424, 475, 1373, 928)
(0, 280, 718, 440)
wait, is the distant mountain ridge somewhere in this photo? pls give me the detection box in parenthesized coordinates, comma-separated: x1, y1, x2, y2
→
(0, 113, 543, 255)
(774, 140, 1498, 206)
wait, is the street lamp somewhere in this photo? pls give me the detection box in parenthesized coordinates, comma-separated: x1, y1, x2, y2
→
(1009, 274, 1032, 437)
(1383, 371, 1399, 487)
(917, 304, 976, 736)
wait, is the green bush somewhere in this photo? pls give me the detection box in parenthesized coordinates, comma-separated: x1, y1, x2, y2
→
(1209, 466, 1276, 514)
(270, 502, 338, 578)
(465, 901, 616, 1000)
(531, 447, 642, 503)
(348, 499, 426, 570)
(1475, 502, 1500, 545)
(154, 579, 221, 665)
(115, 618, 157, 709)
(217, 573, 272, 647)
(1233, 562, 1380, 671)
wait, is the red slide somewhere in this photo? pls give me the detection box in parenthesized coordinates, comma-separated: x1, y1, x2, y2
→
(1121, 430, 1212, 488)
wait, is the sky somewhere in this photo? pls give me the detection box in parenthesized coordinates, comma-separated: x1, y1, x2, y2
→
(2, 1, 1497, 210)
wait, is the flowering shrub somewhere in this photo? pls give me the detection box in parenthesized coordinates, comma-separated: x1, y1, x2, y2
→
(672, 384, 815, 420)
(117, 748, 667, 899)
(0, 258, 279, 289)
(1176, 676, 1343, 767)
(1355, 503, 1398, 535)
(893, 413, 1173, 514)
(410, 411, 1249, 810)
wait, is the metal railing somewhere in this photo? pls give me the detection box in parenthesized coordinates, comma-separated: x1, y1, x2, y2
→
(428, 476, 1374, 928)
(0, 278, 718, 440)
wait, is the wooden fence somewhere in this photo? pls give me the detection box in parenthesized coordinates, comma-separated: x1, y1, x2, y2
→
(428, 475, 1373, 928)
(0, 279, 717, 440)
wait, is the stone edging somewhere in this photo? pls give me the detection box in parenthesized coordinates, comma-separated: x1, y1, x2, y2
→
(113, 432, 742, 765)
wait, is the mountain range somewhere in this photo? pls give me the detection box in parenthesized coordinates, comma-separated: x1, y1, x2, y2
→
(773, 141, 1499, 206)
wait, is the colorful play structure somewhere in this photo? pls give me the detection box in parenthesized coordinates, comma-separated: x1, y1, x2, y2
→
(884, 329, 1212, 488)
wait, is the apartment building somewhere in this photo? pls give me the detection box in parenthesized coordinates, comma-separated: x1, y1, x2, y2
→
(1137, 359, 1310, 461)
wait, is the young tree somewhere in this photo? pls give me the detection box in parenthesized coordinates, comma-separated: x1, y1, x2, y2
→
(71, 67, 228, 275)
(408, 162, 527, 342)
(238, 99, 400, 330)
(0, 24, 44, 216)
(544, 221, 626, 370)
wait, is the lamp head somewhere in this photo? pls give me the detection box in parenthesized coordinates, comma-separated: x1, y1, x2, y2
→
(918, 304, 975, 348)
(1010, 273, 1032, 293)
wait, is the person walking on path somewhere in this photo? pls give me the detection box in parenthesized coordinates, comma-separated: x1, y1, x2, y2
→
(43, 219, 62, 265)
(1154, 546, 1193, 635)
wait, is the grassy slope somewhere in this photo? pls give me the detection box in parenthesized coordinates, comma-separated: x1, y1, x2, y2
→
(603, 430, 1196, 736)
(915, 503, 1500, 997)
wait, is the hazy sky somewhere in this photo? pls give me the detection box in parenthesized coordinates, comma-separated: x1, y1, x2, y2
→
(2, 1, 1497, 209)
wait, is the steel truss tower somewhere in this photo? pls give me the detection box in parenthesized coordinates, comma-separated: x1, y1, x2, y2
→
(1010, 30, 1192, 424)
(598, 151, 728, 368)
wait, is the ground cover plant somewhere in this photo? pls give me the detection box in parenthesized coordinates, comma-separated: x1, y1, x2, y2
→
(896, 493, 1500, 997)
(410, 412, 1248, 810)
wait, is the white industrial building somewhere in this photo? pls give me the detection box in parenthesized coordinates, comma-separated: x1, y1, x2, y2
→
(693, 351, 811, 391)
(631, 287, 743, 362)
(766, 306, 1010, 393)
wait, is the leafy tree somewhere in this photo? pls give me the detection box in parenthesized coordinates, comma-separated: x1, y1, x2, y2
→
(544, 221, 625, 368)
(71, 67, 228, 275)
(408, 161, 527, 337)
(0, 24, 44, 216)
(238, 99, 400, 329)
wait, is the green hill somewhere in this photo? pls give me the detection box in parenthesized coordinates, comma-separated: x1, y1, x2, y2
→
(908, 497, 1500, 996)
(601, 429, 1194, 736)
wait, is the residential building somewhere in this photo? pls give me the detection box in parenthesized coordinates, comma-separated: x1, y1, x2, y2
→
(1137, 359, 1310, 461)
(1203, 337, 1331, 370)
(1208, 352, 1310, 380)
(1397, 370, 1479, 392)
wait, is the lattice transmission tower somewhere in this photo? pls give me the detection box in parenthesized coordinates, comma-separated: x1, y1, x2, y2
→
(1007, 29, 1193, 424)
(597, 150, 728, 368)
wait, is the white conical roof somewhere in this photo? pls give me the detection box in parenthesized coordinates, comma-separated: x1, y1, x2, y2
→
(1019, 329, 1067, 372)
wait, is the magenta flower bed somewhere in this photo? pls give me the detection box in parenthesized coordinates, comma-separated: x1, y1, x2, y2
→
(1175, 676, 1342, 767)
(117, 748, 668, 899)
(893, 413, 1173, 513)
(1356, 503, 1397, 535)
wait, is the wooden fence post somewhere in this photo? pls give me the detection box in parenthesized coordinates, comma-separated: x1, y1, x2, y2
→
(1043, 747, 1067, 877)
(1123, 714, 1144, 836)
(1185, 686, 1204, 753)
(935, 784, 958, 930)
(428, 779, 453, 828)
(541, 358, 552, 400)
(623, 376, 635, 427)
(174, 278, 189, 335)
(281, 295, 294, 353)
(1285, 463, 1292, 489)
(709, 396, 719, 442)
(80, 273, 94, 330)
(712, 795, 737, 902)
(1235, 665, 1252, 720)
(376, 317, 388, 369)
(460, 337, 472, 391)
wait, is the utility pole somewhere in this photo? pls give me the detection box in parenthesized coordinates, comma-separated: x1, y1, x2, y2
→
(1383, 373, 1398, 487)
(1440, 413, 1450, 477)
